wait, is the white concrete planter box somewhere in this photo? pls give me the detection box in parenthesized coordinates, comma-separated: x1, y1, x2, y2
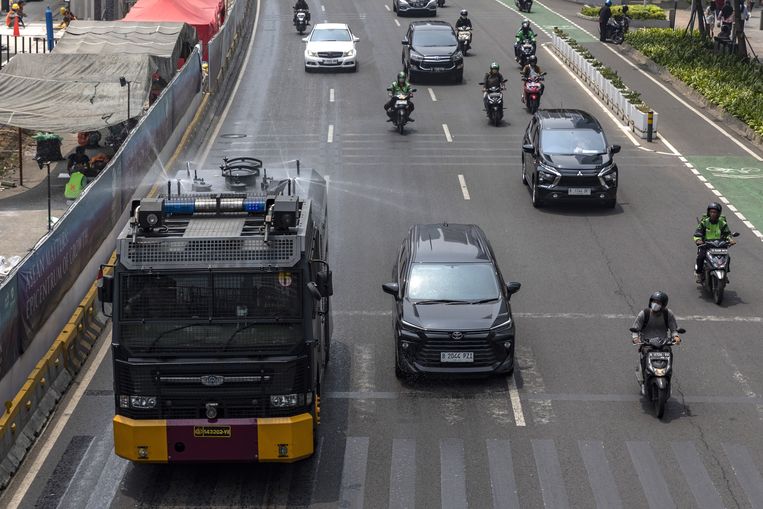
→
(630, 107, 659, 137)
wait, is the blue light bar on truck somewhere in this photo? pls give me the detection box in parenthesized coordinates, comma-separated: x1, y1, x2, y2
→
(161, 196, 267, 216)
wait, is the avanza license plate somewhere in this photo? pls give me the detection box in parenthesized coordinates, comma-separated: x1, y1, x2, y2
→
(568, 188, 591, 196)
(441, 352, 474, 363)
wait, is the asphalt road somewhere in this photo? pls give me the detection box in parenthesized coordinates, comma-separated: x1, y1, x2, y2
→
(3, 0, 763, 507)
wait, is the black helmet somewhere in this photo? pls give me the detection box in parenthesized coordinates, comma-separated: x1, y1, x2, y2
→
(529, 55, 537, 65)
(460, 9, 468, 17)
(649, 291, 669, 308)
(707, 202, 722, 215)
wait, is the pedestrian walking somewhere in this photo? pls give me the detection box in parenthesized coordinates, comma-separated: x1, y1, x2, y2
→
(705, 3, 716, 37)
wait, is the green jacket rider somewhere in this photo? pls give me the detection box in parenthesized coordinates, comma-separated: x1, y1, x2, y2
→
(693, 201, 735, 282)
(514, 19, 537, 59)
(385, 71, 415, 121)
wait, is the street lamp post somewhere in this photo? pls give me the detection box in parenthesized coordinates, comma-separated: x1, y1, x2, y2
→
(119, 76, 131, 121)
(34, 156, 52, 231)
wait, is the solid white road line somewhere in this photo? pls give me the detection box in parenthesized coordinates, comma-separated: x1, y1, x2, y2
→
(428, 87, 437, 102)
(330, 88, 334, 102)
(542, 45, 640, 147)
(457, 174, 470, 200)
(6, 332, 113, 509)
(394, 18, 400, 27)
(534, 0, 763, 162)
(509, 374, 526, 427)
(327, 124, 334, 143)
(442, 123, 452, 142)
(199, 0, 261, 166)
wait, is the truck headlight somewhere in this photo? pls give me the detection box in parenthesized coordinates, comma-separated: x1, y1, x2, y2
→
(270, 394, 305, 408)
(129, 396, 157, 409)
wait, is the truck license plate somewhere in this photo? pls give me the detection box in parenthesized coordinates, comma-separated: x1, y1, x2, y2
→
(440, 352, 474, 363)
(568, 188, 591, 196)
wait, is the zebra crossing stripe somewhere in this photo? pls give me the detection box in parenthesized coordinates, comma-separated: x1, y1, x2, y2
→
(626, 441, 675, 509)
(723, 443, 763, 507)
(671, 441, 724, 509)
(486, 439, 520, 509)
(389, 439, 416, 509)
(338, 437, 369, 509)
(440, 439, 468, 509)
(532, 439, 570, 509)
(578, 441, 623, 509)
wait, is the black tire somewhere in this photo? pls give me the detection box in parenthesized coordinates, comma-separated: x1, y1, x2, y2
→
(453, 69, 463, 83)
(392, 1, 396, 12)
(612, 33, 624, 45)
(395, 350, 406, 380)
(305, 65, 312, 73)
(529, 98, 539, 114)
(604, 197, 616, 209)
(493, 112, 501, 127)
(531, 176, 544, 208)
(351, 62, 358, 73)
(655, 385, 668, 418)
(713, 277, 725, 305)
(397, 111, 406, 134)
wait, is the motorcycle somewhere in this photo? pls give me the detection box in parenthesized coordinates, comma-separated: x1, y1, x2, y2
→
(696, 232, 740, 304)
(479, 79, 507, 126)
(457, 27, 472, 55)
(630, 327, 686, 419)
(387, 88, 416, 135)
(294, 9, 310, 35)
(605, 15, 629, 44)
(516, 38, 535, 67)
(521, 71, 546, 113)
(515, 0, 532, 12)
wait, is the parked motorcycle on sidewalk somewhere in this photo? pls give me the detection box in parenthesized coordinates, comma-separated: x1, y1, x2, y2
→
(479, 79, 507, 126)
(294, 9, 310, 35)
(387, 88, 416, 135)
(516, 38, 535, 67)
(457, 27, 472, 55)
(515, 0, 532, 12)
(696, 232, 740, 304)
(630, 327, 685, 419)
(521, 72, 545, 113)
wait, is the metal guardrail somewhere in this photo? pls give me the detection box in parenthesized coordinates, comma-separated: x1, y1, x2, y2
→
(550, 33, 659, 139)
(0, 34, 56, 68)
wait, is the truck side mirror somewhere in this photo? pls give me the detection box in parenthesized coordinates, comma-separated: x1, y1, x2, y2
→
(307, 282, 322, 301)
(317, 270, 333, 297)
(98, 274, 114, 304)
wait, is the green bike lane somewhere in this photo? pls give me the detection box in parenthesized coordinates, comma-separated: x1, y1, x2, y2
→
(491, 0, 763, 239)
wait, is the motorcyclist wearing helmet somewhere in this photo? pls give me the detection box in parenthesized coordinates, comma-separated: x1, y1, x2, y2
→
(293, 0, 311, 24)
(631, 291, 681, 396)
(514, 19, 536, 59)
(456, 9, 472, 29)
(599, 0, 613, 41)
(693, 202, 735, 283)
(521, 55, 544, 98)
(482, 62, 505, 111)
(385, 71, 415, 121)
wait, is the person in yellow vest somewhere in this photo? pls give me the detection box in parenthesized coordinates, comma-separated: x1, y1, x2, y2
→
(6, 3, 25, 28)
(57, 6, 77, 30)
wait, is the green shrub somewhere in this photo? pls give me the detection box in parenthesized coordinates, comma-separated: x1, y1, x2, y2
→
(626, 28, 763, 136)
(581, 4, 667, 20)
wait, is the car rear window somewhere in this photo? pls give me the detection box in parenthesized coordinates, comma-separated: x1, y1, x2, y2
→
(311, 28, 351, 41)
(412, 29, 456, 47)
(540, 129, 607, 155)
(407, 263, 500, 301)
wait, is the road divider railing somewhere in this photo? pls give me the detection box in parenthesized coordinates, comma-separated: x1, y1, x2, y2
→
(550, 28, 659, 139)
(0, 256, 112, 490)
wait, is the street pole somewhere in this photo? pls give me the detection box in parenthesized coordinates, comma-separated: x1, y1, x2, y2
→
(127, 81, 131, 121)
(46, 162, 51, 231)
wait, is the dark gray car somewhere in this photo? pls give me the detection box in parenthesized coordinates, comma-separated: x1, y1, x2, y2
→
(382, 224, 521, 378)
(402, 21, 464, 83)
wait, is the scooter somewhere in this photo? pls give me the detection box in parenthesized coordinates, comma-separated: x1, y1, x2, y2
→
(515, 0, 532, 12)
(605, 15, 629, 44)
(696, 232, 740, 304)
(479, 79, 507, 126)
(294, 9, 310, 35)
(630, 327, 686, 419)
(521, 72, 546, 113)
(457, 27, 472, 55)
(387, 88, 416, 135)
(516, 38, 535, 67)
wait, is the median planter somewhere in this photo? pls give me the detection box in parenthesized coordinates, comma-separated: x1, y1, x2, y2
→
(550, 28, 659, 139)
(629, 18, 671, 28)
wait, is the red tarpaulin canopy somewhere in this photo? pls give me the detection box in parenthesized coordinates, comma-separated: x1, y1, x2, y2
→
(123, 0, 224, 58)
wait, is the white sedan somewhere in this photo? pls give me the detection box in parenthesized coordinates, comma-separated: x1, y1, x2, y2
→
(303, 23, 359, 72)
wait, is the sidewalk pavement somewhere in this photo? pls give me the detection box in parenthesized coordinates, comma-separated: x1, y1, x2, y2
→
(674, 5, 763, 62)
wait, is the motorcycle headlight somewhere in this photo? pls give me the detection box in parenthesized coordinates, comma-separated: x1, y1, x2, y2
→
(653, 368, 667, 376)
(344, 48, 356, 57)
